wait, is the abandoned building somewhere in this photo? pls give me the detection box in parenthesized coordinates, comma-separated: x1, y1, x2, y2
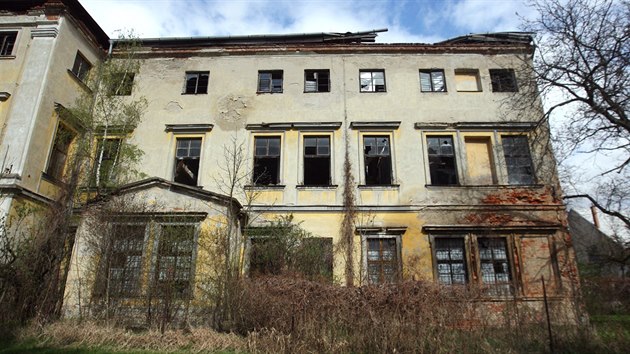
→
(1, 0, 581, 322)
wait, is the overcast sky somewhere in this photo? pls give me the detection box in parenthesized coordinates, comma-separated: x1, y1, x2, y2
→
(79, 0, 535, 43)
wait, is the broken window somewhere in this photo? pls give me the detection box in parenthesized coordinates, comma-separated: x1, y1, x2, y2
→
(478, 237, 513, 295)
(93, 138, 122, 187)
(490, 69, 518, 92)
(502, 135, 534, 184)
(367, 237, 399, 284)
(109, 72, 135, 96)
(360, 70, 386, 92)
(419, 69, 446, 92)
(0, 32, 17, 56)
(184, 71, 209, 94)
(46, 123, 76, 180)
(258, 70, 283, 93)
(71, 51, 91, 82)
(253, 136, 281, 185)
(303, 136, 331, 186)
(464, 136, 496, 185)
(454, 69, 481, 92)
(363, 136, 392, 185)
(155, 224, 196, 298)
(107, 224, 146, 297)
(434, 238, 468, 285)
(174, 138, 201, 186)
(427, 136, 458, 185)
(304, 69, 330, 92)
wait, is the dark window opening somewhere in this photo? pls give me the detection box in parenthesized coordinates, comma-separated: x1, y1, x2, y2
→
(174, 138, 201, 186)
(0, 32, 17, 56)
(107, 224, 145, 297)
(502, 135, 534, 184)
(478, 237, 513, 295)
(304, 70, 330, 92)
(427, 136, 458, 185)
(304, 136, 331, 186)
(367, 238, 399, 284)
(47, 123, 75, 180)
(254, 136, 281, 185)
(360, 70, 386, 92)
(155, 225, 195, 299)
(420, 69, 446, 92)
(109, 72, 134, 95)
(435, 238, 467, 285)
(490, 69, 518, 92)
(184, 71, 209, 94)
(93, 138, 122, 187)
(258, 71, 283, 93)
(363, 136, 392, 185)
(71, 52, 91, 82)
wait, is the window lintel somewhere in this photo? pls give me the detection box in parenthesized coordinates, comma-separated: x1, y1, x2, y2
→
(356, 226, 407, 235)
(415, 122, 536, 131)
(422, 224, 560, 233)
(165, 124, 214, 134)
(350, 121, 400, 130)
(246, 122, 342, 131)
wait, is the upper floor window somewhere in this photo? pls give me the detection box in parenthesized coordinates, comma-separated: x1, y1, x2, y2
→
(426, 136, 458, 185)
(360, 70, 386, 92)
(174, 138, 201, 186)
(71, 52, 91, 82)
(109, 72, 134, 96)
(93, 138, 121, 187)
(258, 70, 283, 93)
(419, 69, 446, 92)
(47, 122, 76, 180)
(363, 135, 392, 185)
(184, 71, 209, 94)
(502, 135, 534, 184)
(253, 136, 281, 185)
(454, 69, 481, 92)
(304, 70, 330, 92)
(0, 32, 17, 56)
(490, 69, 518, 92)
(303, 136, 331, 186)
(366, 237, 399, 284)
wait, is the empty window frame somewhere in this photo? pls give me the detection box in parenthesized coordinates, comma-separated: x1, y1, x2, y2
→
(93, 138, 122, 187)
(502, 135, 534, 184)
(184, 71, 209, 94)
(303, 136, 331, 186)
(304, 69, 330, 92)
(426, 136, 458, 185)
(47, 123, 76, 180)
(107, 224, 146, 297)
(363, 135, 392, 185)
(359, 70, 386, 92)
(419, 69, 446, 92)
(174, 138, 201, 186)
(0, 32, 17, 56)
(454, 69, 481, 92)
(253, 136, 281, 185)
(478, 237, 513, 295)
(109, 72, 135, 95)
(71, 51, 91, 82)
(155, 224, 196, 298)
(258, 70, 283, 93)
(434, 237, 467, 285)
(366, 237, 399, 284)
(490, 69, 518, 92)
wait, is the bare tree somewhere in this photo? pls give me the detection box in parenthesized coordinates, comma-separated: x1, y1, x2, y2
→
(522, 0, 629, 228)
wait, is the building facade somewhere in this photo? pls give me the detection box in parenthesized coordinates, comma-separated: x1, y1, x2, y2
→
(1, 1, 580, 322)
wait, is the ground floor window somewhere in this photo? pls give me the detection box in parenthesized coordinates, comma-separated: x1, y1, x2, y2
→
(366, 237, 400, 284)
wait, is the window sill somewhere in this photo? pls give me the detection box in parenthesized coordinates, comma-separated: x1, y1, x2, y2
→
(41, 171, 65, 186)
(358, 184, 400, 189)
(245, 184, 286, 190)
(256, 91, 283, 94)
(0, 55, 16, 60)
(359, 91, 387, 93)
(181, 92, 208, 95)
(303, 90, 330, 93)
(455, 90, 482, 93)
(297, 185, 338, 190)
(67, 69, 92, 92)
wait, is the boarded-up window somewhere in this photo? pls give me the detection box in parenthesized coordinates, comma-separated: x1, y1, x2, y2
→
(367, 237, 399, 284)
(254, 136, 281, 185)
(427, 136, 458, 185)
(435, 238, 467, 285)
(502, 135, 534, 184)
(520, 236, 555, 296)
(420, 69, 446, 92)
(465, 137, 496, 185)
(454, 69, 481, 92)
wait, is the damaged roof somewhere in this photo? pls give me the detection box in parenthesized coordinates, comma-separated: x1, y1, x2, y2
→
(437, 32, 534, 45)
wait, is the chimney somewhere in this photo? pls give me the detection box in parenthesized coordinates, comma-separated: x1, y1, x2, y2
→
(590, 205, 600, 229)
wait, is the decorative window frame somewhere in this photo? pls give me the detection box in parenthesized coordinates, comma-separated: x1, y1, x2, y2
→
(357, 226, 406, 285)
(351, 121, 400, 187)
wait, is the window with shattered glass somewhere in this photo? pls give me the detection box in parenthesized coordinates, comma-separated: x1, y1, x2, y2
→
(174, 138, 201, 186)
(420, 69, 446, 92)
(360, 70, 386, 92)
(367, 237, 399, 284)
(434, 237, 468, 285)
